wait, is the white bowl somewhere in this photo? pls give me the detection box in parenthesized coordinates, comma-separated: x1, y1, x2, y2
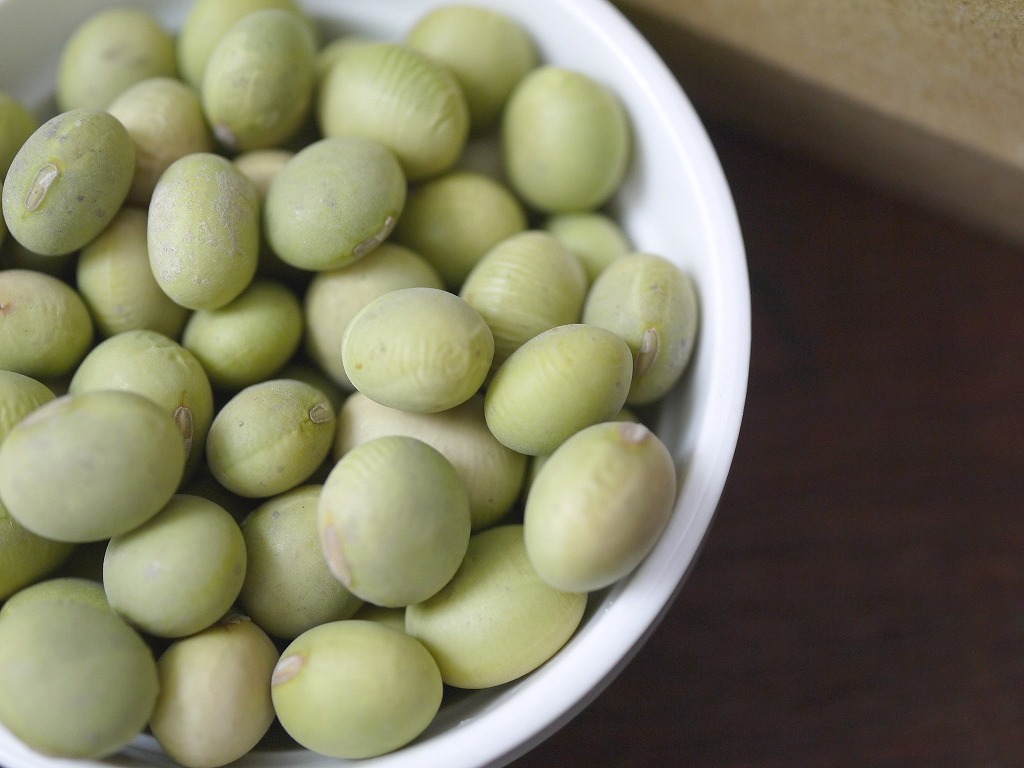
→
(0, 0, 750, 766)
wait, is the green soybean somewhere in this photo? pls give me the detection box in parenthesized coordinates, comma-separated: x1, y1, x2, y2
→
(56, 7, 176, 112)
(148, 152, 260, 310)
(503, 66, 632, 213)
(318, 436, 471, 607)
(69, 329, 214, 478)
(239, 485, 363, 639)
(484, 324, 633, 455)
(582, 252, 700, 405)
(0, 499, 74, 602)
(0, 91, 37, 177)
(107, 77, 214, 206)
(544, 211, 632, 284)
(2, 109, 135, 256)
(342, 287, 494, 414)
(263, 136, 406, 271)
(460, 230, 587, 372)
(351, 602, 406, 632)
(231, 148, 311, 288)
(271, 620, 442, 758)
(391, 170, 528, 289)
(0, 369, 55, 444)
(201, 9, 317, 152)
(303, 242, 444, 390)
(0, 390, 186, 543)
(524, 421, 677, 592)
(0, 576, 108, 619)
(317, 41, 469, 181)
(405, 524, 587, 689)
(205, 379, 336, 498)
(149, 614, 280, 768)
(454, 131, 506, 181)
(233, 149, 293, 200)
(521, 406, 640, 500)
(335, 392, 526, 531)
(103, 494, 247, 638)
(406, 5, 538, 132)
(315, 35, 374, 80)
(75, 207, 191, 339)
(176, 0, 311, 88)
(0, 180, 6, 248)
(181, 279, 303, 391)
(0, 599, 158, 758)
(0, 269, 93, 377)
(275, 362, 347, 415)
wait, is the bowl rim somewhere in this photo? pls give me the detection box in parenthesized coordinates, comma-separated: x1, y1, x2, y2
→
(0, 0, 752, 766)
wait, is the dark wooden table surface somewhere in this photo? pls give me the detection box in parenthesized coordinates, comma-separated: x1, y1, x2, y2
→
(511, 117, 1024, 767)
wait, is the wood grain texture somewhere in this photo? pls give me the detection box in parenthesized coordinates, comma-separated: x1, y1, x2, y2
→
(509, 121, 1024, 767)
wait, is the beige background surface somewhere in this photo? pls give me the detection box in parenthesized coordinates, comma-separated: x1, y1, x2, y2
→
(618, 0, 1024, 244)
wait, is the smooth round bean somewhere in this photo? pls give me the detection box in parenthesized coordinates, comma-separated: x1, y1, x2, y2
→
(239, 485, 363, 639)
(0, 390, 186, 543)
(103, 494, 247, 638)
(502, 66, 631, 213)
(271, 620, 443, 758)
(263, 136, 406, 271)
(406, 5, 538, 132)
(149, 614, 280, 768)
(2, 109, 135, 256)
(107, 77, 214, 206)
(0, 599, 158, 758)
(318, 436, 471, 607)
(181, 279, 303, 391)
(56, 7, 176, 112)
(201, 9, 316, 152)
(205, 379, 336, 498)
(75, 207, 191, 339)
(391, 170, 528, 289)
(148, 152, 260, 310)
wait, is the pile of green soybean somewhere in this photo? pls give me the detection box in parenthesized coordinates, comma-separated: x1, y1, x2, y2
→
(0, 0, 700, 763)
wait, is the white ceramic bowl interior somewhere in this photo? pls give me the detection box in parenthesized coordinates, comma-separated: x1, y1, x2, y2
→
(0, 0, 751, 766)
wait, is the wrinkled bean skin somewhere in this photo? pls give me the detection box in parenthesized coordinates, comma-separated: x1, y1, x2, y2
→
(0, 269, 94, 378)
(201, 9, 317, 152)
(484, 323, 633, 455)
(405, 524, 587, 689)
(583, 252, 700, 405)
(342, 287, 494, 414)
(317, 41, 469, 181)
(524, 421, 677, 592)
